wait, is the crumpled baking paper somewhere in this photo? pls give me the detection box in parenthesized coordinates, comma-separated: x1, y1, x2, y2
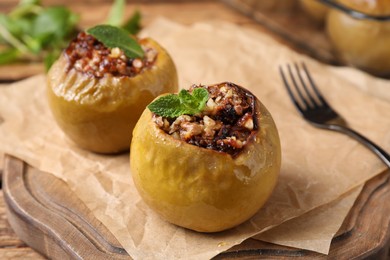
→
(1, 18, 390, 259)
(254, 185, 362, 254)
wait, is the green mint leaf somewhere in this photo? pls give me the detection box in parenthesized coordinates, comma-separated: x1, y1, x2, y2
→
(178, 89, 199, 112)
(44, 48, 61, 71)
(0, 48, 20, 64)
(0, 15, 30, 54)
(9, 1, 42, 19)
(23, 35, 42, 53)
(122, 10, 142, 35)
(87, 24, 144, 59)
(148, 89, 209, 118)
(192, 88, 209, 110)
(178, 88, 209, 113)
(20, 0, 41, 6)
(32, 7, 79, 41)
(27, 6, 79, 55)
(147, 94, 183, 118)
(0, 0, 78, 68)
(106, 0, 125, 27)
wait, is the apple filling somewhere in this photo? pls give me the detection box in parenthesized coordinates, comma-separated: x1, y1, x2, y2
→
(153, 83, 258, 156)
(65, 32, 158, 78)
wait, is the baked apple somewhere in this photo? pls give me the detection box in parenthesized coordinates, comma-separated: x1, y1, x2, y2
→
(130, 82, 281, 232)
(47, 28, 178, 153)
(326, 0, 390, 76)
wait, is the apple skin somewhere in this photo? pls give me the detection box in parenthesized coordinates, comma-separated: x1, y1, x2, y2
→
(326, 0, 390, 76)
(130, 88, 281, 232)
(47, 38, 178, 154)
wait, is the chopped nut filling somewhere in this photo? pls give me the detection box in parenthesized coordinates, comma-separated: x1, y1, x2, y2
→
(65, 32, 157, 78)
(153, 83, 258, 156)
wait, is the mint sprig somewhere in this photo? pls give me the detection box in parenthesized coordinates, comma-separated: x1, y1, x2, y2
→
(86, 24, 144, 59)
(148, 88, 209, 118)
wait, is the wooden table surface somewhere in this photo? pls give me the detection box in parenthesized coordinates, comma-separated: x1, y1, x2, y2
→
(1, 1, 389, 259)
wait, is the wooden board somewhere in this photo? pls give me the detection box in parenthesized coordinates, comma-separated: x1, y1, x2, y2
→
(3, 155, 129, 259)
(3, 154, 390, 259)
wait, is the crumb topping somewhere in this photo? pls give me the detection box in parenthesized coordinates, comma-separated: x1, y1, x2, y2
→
(153, 83, 258, 156)
(65, 32, 157, 78)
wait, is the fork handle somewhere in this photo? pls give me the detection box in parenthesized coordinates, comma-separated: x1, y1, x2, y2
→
(329, 125, 390, 168)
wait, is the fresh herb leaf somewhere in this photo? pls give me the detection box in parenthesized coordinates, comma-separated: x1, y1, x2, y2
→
(32, 7, 78, 41)
(106, 0, 142, 35)
(43, 48, 60, 71)
(148, 89, 209, 118)
(0, 0, 78, 70)
(0, 15, 30, 54)
(0, 0, 142, 71)
(9, 0, 42, 19)
(0, 48, 20, 64)
(0, 15, 31, 44)
(122, 10, 142, 35)
(147, 94, 183, 118)
(106, 0, 125, 27)
(87, 24, 144, 59)
(178, 89, 202, 114)
(192, 88, 209, 110)
(19, 0, 40, 6)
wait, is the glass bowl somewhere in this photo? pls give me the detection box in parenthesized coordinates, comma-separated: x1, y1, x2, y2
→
(221, 0, 390, 78)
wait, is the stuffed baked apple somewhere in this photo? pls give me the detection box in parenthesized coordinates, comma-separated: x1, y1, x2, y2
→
(47, 25, 178, 153)
(326, 0, 390, 76)
(130, 82, 281, 232)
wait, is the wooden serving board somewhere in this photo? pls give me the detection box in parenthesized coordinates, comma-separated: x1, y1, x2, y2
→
(3, 154, 390, 259)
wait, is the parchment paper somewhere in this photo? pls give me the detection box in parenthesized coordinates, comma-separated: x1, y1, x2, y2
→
(254, 185, 362, 254)
(1, 18, 390, 259)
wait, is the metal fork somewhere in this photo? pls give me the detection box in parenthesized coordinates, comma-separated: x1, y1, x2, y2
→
(279, 62, 390, 168)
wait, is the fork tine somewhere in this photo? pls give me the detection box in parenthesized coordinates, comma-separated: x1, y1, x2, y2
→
(294, 63, 317, 108)
(286, 64, 311, 109)
(279, 65, 305, 114)
(301, 62, 330, 108)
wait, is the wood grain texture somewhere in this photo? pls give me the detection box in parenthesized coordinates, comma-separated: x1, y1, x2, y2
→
(3, 154, 390, 259)
(0, 191, 25, 248)
(0, 248, 44, 259)
(3, 155, 129, 259)
(217, 171, 390, 259)
(0, 191, 44, 259)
